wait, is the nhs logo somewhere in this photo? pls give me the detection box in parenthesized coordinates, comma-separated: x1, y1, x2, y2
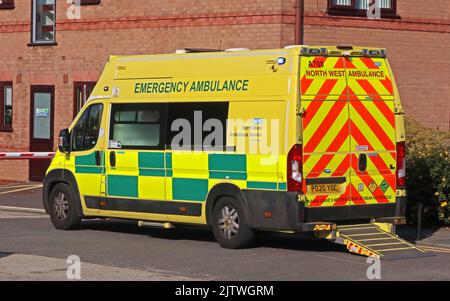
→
(253, 118, 263, 125)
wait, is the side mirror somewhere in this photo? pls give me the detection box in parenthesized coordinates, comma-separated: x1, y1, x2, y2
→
(58, 128, 71, 153)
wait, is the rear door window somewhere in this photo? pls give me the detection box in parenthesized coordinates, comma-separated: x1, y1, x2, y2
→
(166, 102, 229, 151)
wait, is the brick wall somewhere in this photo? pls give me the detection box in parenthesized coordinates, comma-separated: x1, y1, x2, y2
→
(0, 0, 292, 181)
(298, 0, 450, 131)
(0, 0, 448, 182)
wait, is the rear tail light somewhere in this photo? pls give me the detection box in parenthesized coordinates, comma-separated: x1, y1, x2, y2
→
(287, 144, 303, 192)
(396, 141, 406, 188)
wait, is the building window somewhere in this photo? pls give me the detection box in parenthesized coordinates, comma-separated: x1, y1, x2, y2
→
(0, 0, 15, 9)
(31, 0, 56, 45)
(74, 82, 96, 117)
(0, 82, 13, 131)
(328, 0, 397, 18)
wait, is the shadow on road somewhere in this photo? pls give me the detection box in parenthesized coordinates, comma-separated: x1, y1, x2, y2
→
(79, 219, 348, 255)
(0, 252, 14, 259)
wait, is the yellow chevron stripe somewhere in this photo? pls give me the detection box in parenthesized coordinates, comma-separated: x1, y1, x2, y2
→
(349, 108, 389, 151)
(313, 111, 349, 153)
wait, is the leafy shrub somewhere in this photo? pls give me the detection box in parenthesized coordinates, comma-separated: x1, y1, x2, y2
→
(405, 117, 450, 226)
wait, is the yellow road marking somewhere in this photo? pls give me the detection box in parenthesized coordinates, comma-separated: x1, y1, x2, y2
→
(0, 185, 42, 195)
(420, 246, 450, 254)
(0, 184, 40, 190)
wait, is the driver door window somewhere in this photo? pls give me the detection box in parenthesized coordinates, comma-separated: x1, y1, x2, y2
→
(71, 103, 103, 151)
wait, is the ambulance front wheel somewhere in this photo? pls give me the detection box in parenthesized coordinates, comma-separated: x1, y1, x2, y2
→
(212, 197, 254, 249)
(49, 183, 81, 230)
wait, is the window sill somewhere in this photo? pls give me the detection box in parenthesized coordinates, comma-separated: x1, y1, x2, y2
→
(81, 0, 101, 5)
(0, 128, 13, 133)
(0, 5, 15, 10)
(327, 9, 401, 20)
(27, 42, 58, 47)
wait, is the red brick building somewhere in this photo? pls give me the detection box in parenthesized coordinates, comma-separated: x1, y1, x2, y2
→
(0, 0, 449, 182)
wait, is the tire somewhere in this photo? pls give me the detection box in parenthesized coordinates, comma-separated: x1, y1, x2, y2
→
(211, 197, 254, 249)
(48, 183, 81, 230)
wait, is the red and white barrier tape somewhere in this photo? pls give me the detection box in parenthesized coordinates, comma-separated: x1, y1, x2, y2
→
(0, 152, 55, 160)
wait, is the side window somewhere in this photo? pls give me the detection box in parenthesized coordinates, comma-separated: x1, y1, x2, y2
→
(166, 102, 229, 151)
(71, 103, 103, 152)
(109, 103, 166, 150)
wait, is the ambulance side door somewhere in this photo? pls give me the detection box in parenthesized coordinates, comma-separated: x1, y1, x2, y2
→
(104, 102, 168, 217)
(66, 102, 106, 214)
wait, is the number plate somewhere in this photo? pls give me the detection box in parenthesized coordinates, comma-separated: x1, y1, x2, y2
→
(308, 183, 342, 195)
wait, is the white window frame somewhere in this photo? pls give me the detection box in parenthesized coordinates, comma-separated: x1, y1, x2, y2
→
(31, 0, 56, 45)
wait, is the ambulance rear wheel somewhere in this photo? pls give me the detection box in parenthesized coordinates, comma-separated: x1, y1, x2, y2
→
(49, 183, 81, 230)
(212, 197, 254, 249)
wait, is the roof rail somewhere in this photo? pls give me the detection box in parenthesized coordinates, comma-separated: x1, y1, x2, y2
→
(175, 48, 223, 54)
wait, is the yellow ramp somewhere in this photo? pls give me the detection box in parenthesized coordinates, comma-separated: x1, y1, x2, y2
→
(337, 224, 433, 260)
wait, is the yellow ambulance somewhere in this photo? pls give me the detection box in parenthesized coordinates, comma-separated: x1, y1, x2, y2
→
(44, 46, 422, 258)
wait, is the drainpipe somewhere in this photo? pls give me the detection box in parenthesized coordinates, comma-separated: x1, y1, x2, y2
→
(295, 0, 304, 45)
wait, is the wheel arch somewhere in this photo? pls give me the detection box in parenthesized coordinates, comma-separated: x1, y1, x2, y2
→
(43, 169, 83, 217)
(205, 183, 249, 226)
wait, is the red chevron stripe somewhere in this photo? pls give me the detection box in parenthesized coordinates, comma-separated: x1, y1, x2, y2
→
(306, 124, 350, 177)
(379, 78, 394, 95)
(309, 56, 327, 68)
(302, 79, 338, 129)
(373, 100, 395, 128)
(309, 194, 328, 207)
(360, 57, 379, 69)
(351, 154, 389, 204)
(334, 57, 358, 69)
(368, 156, 396, 188)
(350, 100, 395, 151)
(304, 100, 347, 153)
(303, 154, 310, 163)
(307, 154, 351, 207)
(344, 58, 357, 69)
(332, 154, 351, 177)
(307, 154, 333, 177)
(333, 57, 345, 69)
(333, 184, 351, 206)
(355, 79, 383, 100)
(301, 75, 314, 95)
(349, 121, 395, 188)
(331, 155, 352, 206)
(349, 184, 366, 205)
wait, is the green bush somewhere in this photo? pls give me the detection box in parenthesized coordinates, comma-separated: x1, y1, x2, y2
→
(405, 117, 450, 226)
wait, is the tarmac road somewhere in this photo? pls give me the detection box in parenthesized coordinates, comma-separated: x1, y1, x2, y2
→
(0, 184, 449, 281)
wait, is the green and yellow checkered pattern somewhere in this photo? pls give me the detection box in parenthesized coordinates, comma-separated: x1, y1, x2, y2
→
(75, 151, 287, 201)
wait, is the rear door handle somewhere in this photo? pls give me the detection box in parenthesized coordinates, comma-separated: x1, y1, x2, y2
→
(110, 151, 116, 168)
(358, 154, 367, 172)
